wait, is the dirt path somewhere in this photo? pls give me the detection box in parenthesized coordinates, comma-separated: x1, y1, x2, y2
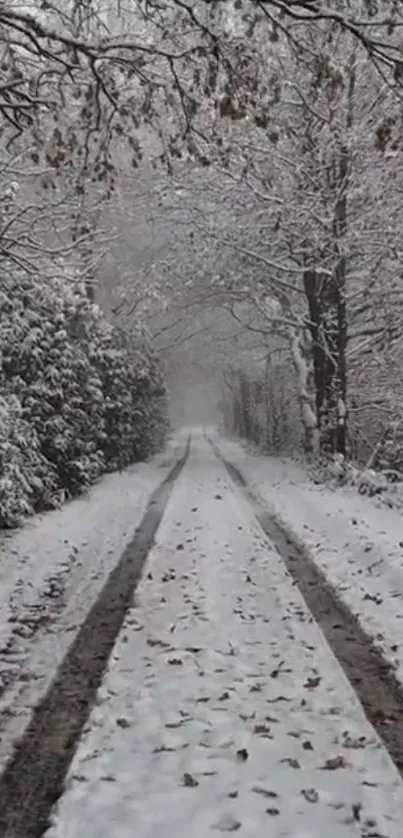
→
(45, 434, 403, 838)
(0, 440, 189, 838)
(2, 432, 403, 837)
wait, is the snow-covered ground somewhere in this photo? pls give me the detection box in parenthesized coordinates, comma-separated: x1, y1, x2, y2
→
(214, 433, 403, 685)
(0, 433, 186, 770)
(47, 433, 403, 838)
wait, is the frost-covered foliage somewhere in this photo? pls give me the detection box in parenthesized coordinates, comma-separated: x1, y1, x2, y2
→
(221, 359, 301, 455)
(0, 273, 168, 528)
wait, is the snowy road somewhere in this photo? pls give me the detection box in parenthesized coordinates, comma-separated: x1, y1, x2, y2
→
(43, 433, 403, 838)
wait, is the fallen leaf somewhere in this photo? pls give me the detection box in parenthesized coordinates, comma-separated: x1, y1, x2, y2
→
(167, 657, 183, 665)
(219, 691, 230, 702)
(303, 740, 314, 751)
(152, 745, 175, 753)
(266, 808, 280, 816)
(147, 638, 170, 649)
(116, 717, 130, 729)
(182, 772, 199, 788)
(267, 695, 291, 703)
(280, 758, 300, 769)
(236, 748, 249, 761)
(253, 723, 272, 736)
(214, 494, 223, 500)
(352, 803, 362, 821)
(270, 660, 291, 678)
(176, 543, 184, 551)
(212, 815, 241, 831)
(252, 787, 278, 799)
(342, 734, 366, 749)
(304, 675, 321, 689)
(301, 788, 318, 803)
(322, 754, 347, 770)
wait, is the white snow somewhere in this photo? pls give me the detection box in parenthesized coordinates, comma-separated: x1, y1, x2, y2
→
(214, 433, 403, 685)
(0, 434, 186, 770)
(47, 433, 403, 838)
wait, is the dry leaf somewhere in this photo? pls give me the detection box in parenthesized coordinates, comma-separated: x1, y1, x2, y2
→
(304, 675, 321, 689)
(303, 740, 314, 751)
(252, 787, 278, 799)
(254, 723, 272, 737)
(301, 788, 319, 803)
(236, 748, 249, 761)
(152, 745, 175, 753)
(280, 757, 300, 769)
(219, 691, 230, 701)
(182, 772, 199, 788)
(322, 754, 347, 770)
(212, 815, 241, 831)
(147, 638, 170, 648)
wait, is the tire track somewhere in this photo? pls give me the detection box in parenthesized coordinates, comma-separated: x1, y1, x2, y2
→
(0, 438, 190, 838)
(209, 434, 403, 778)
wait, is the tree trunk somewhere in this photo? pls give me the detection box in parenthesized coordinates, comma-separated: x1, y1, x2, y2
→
(303, 137, 348, 457)
(288, 325, 319, 456)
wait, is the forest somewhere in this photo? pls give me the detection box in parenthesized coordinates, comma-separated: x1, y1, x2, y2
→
(1, 0, 403, 525)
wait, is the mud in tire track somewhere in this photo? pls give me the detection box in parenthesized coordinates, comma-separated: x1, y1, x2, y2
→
(209, 435, 403, 779)
(0, 439, 190, 838)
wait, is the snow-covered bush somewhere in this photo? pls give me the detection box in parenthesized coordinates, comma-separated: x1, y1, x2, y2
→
(0, 272, 168, 527)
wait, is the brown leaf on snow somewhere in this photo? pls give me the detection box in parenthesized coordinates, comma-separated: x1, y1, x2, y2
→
(280, 758, 300, 769)
(152, 745, 176, 753)
(212, 815, 241, 831)
(303, 740, 314, 751)
(270, 661, 292, 678)
(322, 754, 347, 770)
(167, 657, 183, 665)
(116, 717, 130, 729)
(147, 638, 171, 649)
(219, 691, 230, 702)
(252, 787, 278, 799)
(253, 723, 272, 737)
(236, 748, 249, 761)
(301, 788, 319, 803)
(182, 772, 199, 788)
(165, 719, 186, 729)
(342, 734, 366, 749)
(304, 675, 321, 689)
